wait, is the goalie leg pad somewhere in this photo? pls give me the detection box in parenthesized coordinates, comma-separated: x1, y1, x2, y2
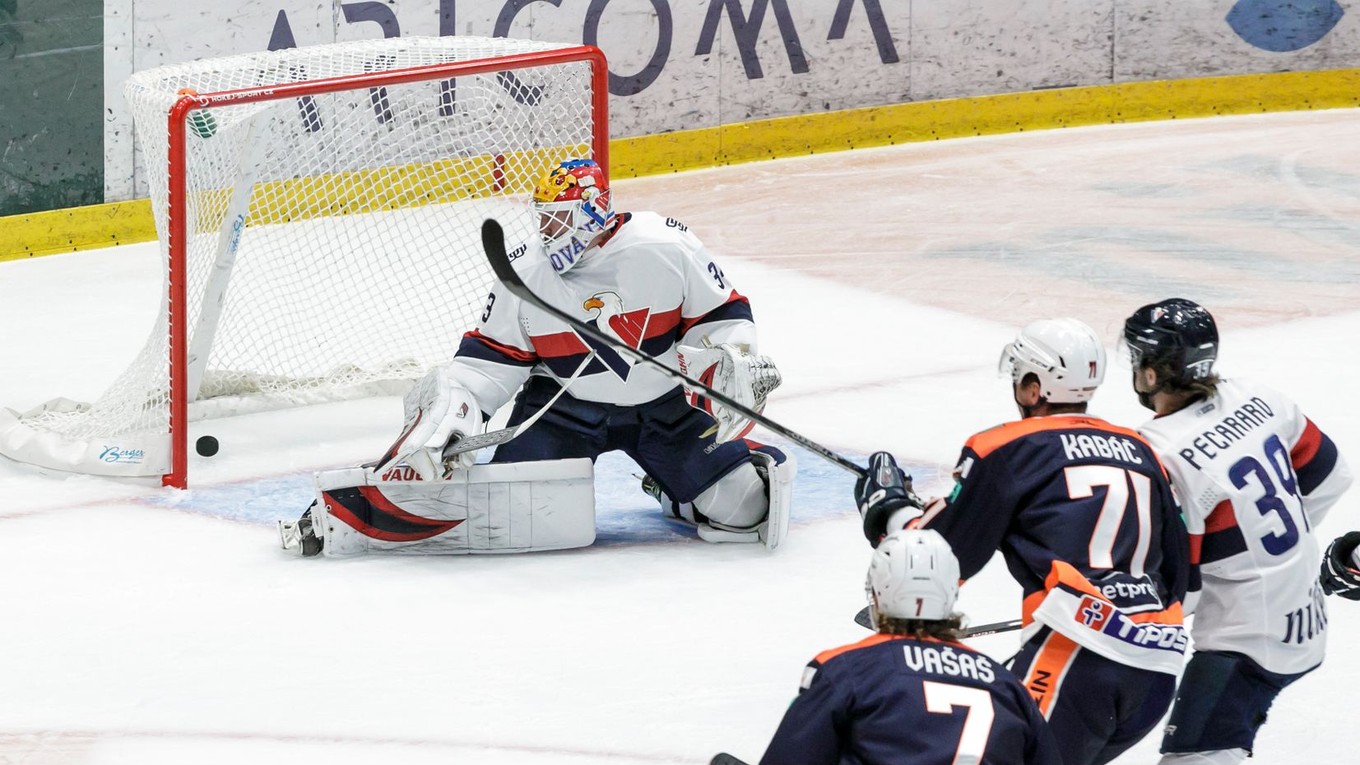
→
(694, 462, 766, 529)
(692, 462, 766, 545)
(311, 459, 595, 556)
(752, 444, 794, 551)
(689, 444, 795, 551)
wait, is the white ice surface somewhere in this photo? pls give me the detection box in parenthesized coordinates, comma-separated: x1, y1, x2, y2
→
(2, 109, 1359, 764)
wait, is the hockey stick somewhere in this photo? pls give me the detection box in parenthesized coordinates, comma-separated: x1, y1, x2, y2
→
(710, 754, 749, 765)
(186, 112, 268, 401)
(440, 350, 597, 458)
(372, 350, 596, 471)
(852, 606, 1023, 638)
(481, 219, 867, 478)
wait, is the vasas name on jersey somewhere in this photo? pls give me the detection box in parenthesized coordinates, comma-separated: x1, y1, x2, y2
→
(902, 644, 997, 683)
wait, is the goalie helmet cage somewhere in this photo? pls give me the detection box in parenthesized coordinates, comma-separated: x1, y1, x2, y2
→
(0, 37, 608, 488)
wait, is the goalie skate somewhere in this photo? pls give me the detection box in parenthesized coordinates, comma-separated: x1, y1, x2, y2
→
(278, 505, 324, 557)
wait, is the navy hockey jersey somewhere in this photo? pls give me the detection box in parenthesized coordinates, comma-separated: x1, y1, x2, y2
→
(760, 633, 1061, 765)
(916, 414, 1192, 674)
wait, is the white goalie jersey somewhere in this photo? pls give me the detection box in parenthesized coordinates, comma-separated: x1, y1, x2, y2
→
(1137, 378, 1352, 675)
(447, 211, 758, 413)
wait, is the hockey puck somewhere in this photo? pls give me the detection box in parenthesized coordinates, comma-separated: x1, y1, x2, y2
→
(195, 435, 219, 457)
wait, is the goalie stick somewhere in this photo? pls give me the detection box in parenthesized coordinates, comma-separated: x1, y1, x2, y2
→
(852, 605, 1023, 638)
(481, 219, 868, 479)
(374, 350, 596, 471)
(440, 350, 596, 459)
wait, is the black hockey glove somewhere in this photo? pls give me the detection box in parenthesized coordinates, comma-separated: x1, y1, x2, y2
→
(854, 451, 924, 547)
(1320, 531, 1360, 601)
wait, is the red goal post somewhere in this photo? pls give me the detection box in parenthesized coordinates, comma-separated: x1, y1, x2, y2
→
(0, 37, 608, 488)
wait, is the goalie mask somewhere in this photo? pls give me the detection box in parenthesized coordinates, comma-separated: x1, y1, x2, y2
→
(866, 529, 960, 623)
(998, 318, 1106, 404)
(532, 158, 614, 273)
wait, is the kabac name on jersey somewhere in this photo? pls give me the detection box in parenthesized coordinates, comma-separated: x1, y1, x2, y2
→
(1059, 433, 1145, 465)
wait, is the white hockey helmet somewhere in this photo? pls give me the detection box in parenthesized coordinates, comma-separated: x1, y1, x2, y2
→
(866, 529, 961, 623)
(997, 318, 1106, 404)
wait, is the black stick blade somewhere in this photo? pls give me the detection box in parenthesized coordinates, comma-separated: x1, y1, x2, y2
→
(853, 606, 873, 629)
(962, 618, 1024, 638)
(481, 218, 520, 290)
(852, 606, 1022, 638)
(711, 754, 751, 765)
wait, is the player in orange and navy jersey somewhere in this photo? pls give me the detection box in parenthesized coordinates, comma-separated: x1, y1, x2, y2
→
(760, 530, 1061, 765)
(856, 318, 1192, 765)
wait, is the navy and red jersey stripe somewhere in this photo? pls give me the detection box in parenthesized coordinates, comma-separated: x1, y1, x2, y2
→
(680, 291, 752, 336)
(1292, 417, 1340, 495)
(457, 329, 538, 367)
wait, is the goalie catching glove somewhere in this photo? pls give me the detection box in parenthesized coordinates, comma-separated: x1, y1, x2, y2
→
(1320, 531, 1360, 601)
(855, 451, 926, 547)
(676, 342, 782, 442)
(376, 365, 485, 480)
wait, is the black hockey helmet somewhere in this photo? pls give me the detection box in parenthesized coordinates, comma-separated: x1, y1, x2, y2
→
(1121, 298, 1218, 385)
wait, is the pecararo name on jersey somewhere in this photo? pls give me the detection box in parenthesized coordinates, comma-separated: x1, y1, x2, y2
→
(1179, 397, 1275, 470)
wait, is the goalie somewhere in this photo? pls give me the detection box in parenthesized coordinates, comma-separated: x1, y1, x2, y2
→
(279, 158, 793, 557)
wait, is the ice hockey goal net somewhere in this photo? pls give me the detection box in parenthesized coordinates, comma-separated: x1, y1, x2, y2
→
(0, 36, 607, 487)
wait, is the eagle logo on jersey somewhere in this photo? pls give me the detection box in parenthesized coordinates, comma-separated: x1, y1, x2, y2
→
(580, 291, 650, 380)
(583, 291, 650, 350)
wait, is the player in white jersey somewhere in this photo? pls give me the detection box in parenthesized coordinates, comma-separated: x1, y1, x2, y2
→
(1120, 298, 1353, 765)
(280, 159, 793, 557)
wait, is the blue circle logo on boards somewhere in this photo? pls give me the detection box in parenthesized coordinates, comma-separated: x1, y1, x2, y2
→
(1226, 0, 1346, 52)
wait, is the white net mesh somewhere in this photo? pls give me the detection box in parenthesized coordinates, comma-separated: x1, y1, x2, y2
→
(5, 36, 599, 476)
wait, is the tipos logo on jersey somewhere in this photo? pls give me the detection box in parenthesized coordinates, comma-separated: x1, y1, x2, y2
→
(1076, 596, 1115, 630)
(1073, 594, 1188, 653)
(580, 290, 651, 380)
